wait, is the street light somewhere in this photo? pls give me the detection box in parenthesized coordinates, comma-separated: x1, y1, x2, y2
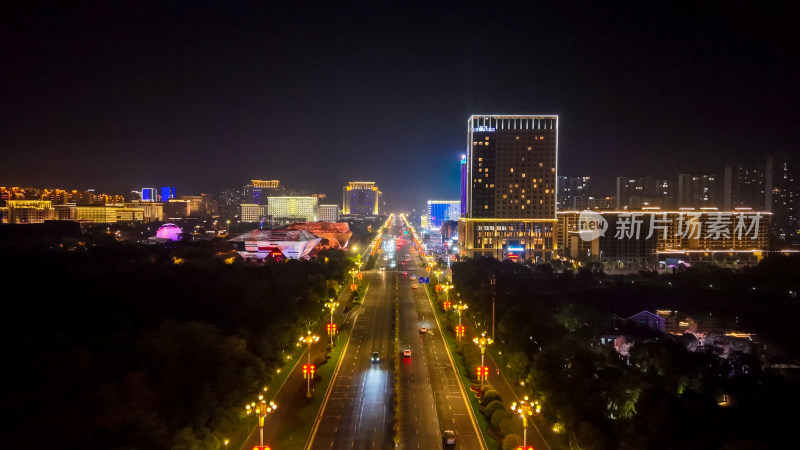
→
(223, 438, 229, 450)
(441, 283, 454, 305)
(454, 301, 468, 342)
(472, 331, 493, 385)
(298, 331, 320, 397)
(246, 396, 277, 449)
(510, 396, 541, 449)
(324, 300, 339, 346)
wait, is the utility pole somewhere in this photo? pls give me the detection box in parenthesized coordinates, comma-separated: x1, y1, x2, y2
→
(490, 274, 496, 341)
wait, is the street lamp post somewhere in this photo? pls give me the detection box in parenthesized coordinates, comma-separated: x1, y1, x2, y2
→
(510, 396, 541, 449)
(472, 331, 493, 385)
(440, 282, 453, 301)
(454, 301, 468, 342)
(299, 331, 320, 397)
(246, 396, 276, 449)
(324, 300, 339, 346)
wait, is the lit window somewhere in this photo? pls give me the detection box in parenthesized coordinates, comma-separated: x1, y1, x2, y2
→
(516, 136, 520, 140)
(522, 174, 526, 178)
(539, 162, 543, 167)
(510, 168, 514, 173)
(485, 137, 489, 140)
(478, 157, 483, 161)
(485, 205, 488, 209)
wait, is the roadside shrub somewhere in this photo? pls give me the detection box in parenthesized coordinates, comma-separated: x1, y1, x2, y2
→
(502, 433, 523, 450)
(481, 389, 501, 406)
(483, 400, 505, 419)
(499, 417, 514, 435)
(490, 409, 511, 431)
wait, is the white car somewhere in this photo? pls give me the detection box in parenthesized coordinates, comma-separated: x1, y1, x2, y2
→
(403, 349, 411, 357)
(419, 327, 427, 334)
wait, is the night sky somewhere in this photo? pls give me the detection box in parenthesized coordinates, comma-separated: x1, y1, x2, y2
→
(2, 1, 798, 211)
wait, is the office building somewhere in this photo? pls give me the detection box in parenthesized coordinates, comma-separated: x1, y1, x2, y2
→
(178, 195, 206, 217)
(318, 204, 340, 222)
(427, 200, 460, 229)
(342, 182, 381, 216)
(240, 204, 268, 223)
(458, 115, 558, 262)
(2, 200, 54, 224)
(125, 201, 164, 222)
(245, 180, 282, 205)
(268, 196, 319, 223)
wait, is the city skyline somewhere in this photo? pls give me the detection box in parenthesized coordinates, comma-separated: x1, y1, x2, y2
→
(3, 2, 799, 211)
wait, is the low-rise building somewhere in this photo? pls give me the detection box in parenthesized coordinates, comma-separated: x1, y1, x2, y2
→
(557, 209, 772, 268)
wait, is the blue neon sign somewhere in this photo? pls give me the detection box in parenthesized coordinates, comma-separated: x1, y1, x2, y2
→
(473, 126, 496, 132)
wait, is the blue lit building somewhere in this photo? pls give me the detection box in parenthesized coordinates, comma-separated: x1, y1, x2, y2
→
(141, 188, 156, 201)
(160, 186, 176, 201)
(427, 200, 460, 229)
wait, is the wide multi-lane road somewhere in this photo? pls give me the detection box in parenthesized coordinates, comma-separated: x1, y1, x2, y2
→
(308, 217, 484, 449)
(396, 235, 484, 450)
(307, 238, 396, 449)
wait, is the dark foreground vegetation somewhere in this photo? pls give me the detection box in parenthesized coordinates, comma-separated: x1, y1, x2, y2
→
(452, 255, 800, 450)
(0, 232, 355, 449)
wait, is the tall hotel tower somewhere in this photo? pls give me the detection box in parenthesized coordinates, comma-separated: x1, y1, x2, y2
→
(458, 115, 558, 262)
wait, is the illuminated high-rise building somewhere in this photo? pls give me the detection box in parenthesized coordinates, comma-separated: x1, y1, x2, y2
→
(458, 115, 558, 262)
(342, 182, 381, 216)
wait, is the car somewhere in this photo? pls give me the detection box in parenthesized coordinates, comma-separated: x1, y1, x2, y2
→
(443, 430, 456, 446)
(410, 276, 417, 280)
(371, 352, 380, 363)
(403, 271, 408, 278)
(412, 284, 418, 289)
(419, 327, 427, 333)
(403, 349, 411, 357)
